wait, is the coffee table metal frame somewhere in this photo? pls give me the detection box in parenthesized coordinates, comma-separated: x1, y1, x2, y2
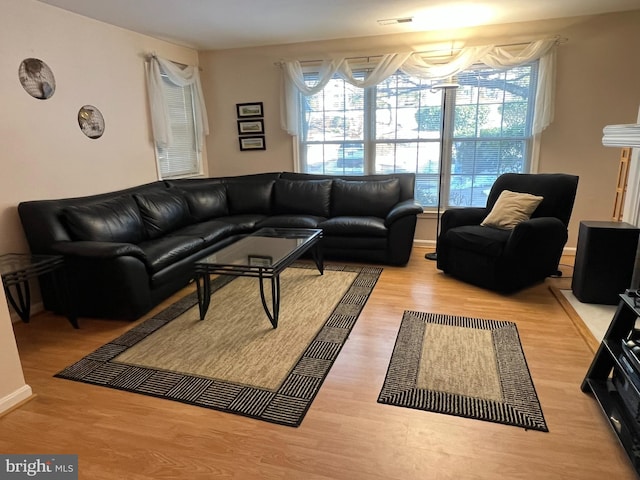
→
(194, 228, 324, 328)
(0, 253, 78, 328)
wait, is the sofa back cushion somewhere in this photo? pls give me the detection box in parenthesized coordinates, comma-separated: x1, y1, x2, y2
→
(63, 196, 146, 243)
(331, 178, 401, 218)
(274, 179, 332, 217)
(133, 190, 191, 239)
(280, 172, 416, 201)
(225, 180, 274, 215)
(176, 183, 228, 221)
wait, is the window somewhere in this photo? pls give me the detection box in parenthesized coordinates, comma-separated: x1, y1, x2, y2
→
(155, 73, 202, 179)
(299, 62, 538, 209)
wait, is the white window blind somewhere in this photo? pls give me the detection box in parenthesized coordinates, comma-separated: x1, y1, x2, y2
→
(155, 73, 201, 179)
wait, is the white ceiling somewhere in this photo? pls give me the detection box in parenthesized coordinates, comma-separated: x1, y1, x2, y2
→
(36, 0, 640, 50)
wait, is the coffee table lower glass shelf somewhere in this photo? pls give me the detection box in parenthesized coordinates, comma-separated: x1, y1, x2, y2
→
(194, 228, 323, 328)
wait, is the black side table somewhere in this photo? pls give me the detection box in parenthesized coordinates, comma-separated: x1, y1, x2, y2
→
(0, 253, 78, 328)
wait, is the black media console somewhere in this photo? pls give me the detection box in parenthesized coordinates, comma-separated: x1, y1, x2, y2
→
(582, 292, 640, 475)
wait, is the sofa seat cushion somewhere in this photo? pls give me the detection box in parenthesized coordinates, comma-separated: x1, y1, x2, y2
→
(168, 220, 236, 245)
(133, 190, 191, 239)
(63, 196, 146, 243)
(319, 216, 388, 237)
(138, 236, 204, 273)
(256, 215, 326, 229)
(443, 225, 511, 257)
(217, 214, 267, 233)
(322, 236, 387, 250)
(274, 179, 332, 217)
(331, 178, 400, 218)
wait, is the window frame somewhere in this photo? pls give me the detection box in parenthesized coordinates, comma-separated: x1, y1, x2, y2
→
(297, 62, 540, 211)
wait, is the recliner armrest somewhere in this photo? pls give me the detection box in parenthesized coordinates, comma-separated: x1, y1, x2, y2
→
(440, 207, 487, 232)
(51, 241, 147, 262)
(385, 199, 423, 226)
(504, 217, 567, 255)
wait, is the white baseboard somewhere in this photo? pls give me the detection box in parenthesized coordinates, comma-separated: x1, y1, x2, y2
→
(0, 384, 33, 415)
(413, 239, 435, 247)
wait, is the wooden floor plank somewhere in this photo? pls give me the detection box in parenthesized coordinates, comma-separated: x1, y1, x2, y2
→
(2, 247, 635, 479)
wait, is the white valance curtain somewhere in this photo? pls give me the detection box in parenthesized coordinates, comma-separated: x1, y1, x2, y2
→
(147, 55, 209, 152)
(280, 38, 557, 136)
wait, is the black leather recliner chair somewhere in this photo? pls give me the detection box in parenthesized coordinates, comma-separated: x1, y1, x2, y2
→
(436, 173, 579, 293)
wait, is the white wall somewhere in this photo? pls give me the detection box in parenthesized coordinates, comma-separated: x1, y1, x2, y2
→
(1, 0, 202, 255)
(0, 287, 32, 414)
(0, 0, 201, 414)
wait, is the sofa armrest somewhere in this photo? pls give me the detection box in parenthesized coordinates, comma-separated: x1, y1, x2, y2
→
(385, 199, 423, 226)
(440, 207, 487, 233)
(52, 241, 147, 262)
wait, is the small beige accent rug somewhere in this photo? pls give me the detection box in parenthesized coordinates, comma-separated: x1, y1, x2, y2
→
(378, 311, 548, 432)
(56, 263, 382, 426)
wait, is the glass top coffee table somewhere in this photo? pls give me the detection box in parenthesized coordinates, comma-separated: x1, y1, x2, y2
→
(194, 228, 323, 328)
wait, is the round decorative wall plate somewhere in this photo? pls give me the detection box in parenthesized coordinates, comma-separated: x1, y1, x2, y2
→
(18, 58, 56, 100)
(78, 105, 105, 139)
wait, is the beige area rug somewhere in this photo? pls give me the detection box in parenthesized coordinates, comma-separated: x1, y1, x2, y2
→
(55, 263, 382, 426)
(378, 311, 548, 432)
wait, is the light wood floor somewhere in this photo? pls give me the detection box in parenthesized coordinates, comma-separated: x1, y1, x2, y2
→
(2, 247, 635, 479)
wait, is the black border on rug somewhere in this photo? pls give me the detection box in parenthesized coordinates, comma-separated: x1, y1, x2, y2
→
(377, 311, 549, 432)
(55, 263, 382, 427)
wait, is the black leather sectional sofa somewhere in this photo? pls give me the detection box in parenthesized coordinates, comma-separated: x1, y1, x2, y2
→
(18, 172, 422, 320)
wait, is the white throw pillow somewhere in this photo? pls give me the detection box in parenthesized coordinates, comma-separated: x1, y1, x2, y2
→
(481, 190, 544, 230)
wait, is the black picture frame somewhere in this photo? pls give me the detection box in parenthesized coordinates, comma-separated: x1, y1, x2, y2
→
(236, 102, 264, 118)
(237, 119, 264, 135)
(239, 136, 266, 151)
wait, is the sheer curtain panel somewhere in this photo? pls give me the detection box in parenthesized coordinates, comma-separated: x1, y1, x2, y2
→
(147, 55, 210, 152)
(279, 38, 558, 136)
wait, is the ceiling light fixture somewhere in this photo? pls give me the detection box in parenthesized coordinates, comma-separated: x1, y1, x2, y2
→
(377, 17, 414, 26)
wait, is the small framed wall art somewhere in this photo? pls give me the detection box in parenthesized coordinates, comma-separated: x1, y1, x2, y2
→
(239, 136, 266, 151)
(78, 105, 105, 139)
(237, 119, 264, 135)
(18, 58, 56, 100)
(236, 101, 265, 151)
(236, 102, 263, 118)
